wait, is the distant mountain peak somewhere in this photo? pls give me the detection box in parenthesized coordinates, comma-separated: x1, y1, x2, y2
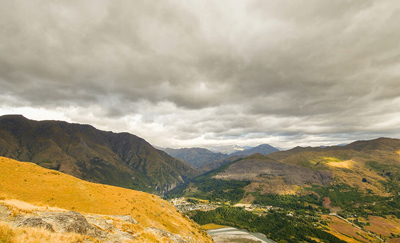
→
(230, 143, 279, 156)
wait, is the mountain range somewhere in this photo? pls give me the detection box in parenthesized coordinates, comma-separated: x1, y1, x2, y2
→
(168, 137, 400, 201)
(229, 143, 279, 156)
(169, 137, 400, 242)
(161, 143, 279, 169)
(205, 144, 253, 154)
(0, 115, 199, 195)
(160, 147, 229, 168)
(2, 114, 400, 242)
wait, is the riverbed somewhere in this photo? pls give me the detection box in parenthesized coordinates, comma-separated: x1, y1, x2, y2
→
(207, 227, 276, 243)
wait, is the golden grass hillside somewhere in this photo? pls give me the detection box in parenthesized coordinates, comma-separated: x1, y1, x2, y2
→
(279, 149, 395, 195)
(0, 157, 213, 242)
(0, 222, 90, 243)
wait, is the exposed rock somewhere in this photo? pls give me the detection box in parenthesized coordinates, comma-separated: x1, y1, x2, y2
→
(106, 228, 136, 242)
(0, 202, 197, 243)
(0, 204, 11, 220)
(18, 217, 54, 231)
(42, 211, 104, 238)
(85, 214, 138, 242)
(147, 227, 188, 243)
(86, 216, 113, 231)
(110, 215, 138, 224)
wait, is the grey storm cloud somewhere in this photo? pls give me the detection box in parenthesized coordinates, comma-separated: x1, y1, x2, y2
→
(1, 0, 400, 148)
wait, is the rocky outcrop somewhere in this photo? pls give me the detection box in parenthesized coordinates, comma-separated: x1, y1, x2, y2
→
(147, 227, 188, 243)
(0, 204, 143, 243)
(0, 202, 204, 243)
(41, 211, 104, 237)
(18, 218, 54, 232)
(108, 215, 138, 224)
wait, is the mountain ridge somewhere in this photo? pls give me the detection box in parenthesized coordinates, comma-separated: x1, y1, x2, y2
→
(167, 137, 400, 200)
(0, 115, 199, 195)
(160, 143, 280, 170)
(230, 143, 279, 156)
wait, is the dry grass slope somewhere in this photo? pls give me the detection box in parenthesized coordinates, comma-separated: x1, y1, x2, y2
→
(0, 157, 212, 242)
(200, 224, 227, 230)
(278, 148, 396, 195)
(321, 215, 400, 243)
(0, 222, 90, 243)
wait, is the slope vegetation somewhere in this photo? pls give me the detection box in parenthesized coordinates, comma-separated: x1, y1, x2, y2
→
(267, 137, 400, 196)
(0, 115, 199, 194)
(175, 138, 400, 201)
(167, 138, 400, 242)
(0, 157, 212, 242)
(198, 155, 245, 173)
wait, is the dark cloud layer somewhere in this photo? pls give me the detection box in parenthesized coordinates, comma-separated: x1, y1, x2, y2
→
(1, 0, 400, 149)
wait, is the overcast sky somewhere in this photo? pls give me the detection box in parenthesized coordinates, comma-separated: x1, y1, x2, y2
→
(1, 0, 400, 150)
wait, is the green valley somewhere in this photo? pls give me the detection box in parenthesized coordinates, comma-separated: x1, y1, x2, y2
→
(166, 138, 400, 242)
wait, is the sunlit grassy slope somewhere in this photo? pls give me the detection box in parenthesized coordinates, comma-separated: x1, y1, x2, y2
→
(322, 215, 400, 243)
(200, 223, 228, 230)
(0, 222, 89, 243)
(271, 141, 400, 196)
(0, 157, 212, 242)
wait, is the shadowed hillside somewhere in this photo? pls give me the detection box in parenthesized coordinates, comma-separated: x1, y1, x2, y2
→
(0, 115, 199, 194)
(198, 155, 245, 173)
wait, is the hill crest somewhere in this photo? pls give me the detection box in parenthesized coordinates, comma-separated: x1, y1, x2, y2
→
(0, 156, 212, 242)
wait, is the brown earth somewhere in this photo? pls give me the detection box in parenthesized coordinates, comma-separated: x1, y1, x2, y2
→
(364, 216, 400, 237)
